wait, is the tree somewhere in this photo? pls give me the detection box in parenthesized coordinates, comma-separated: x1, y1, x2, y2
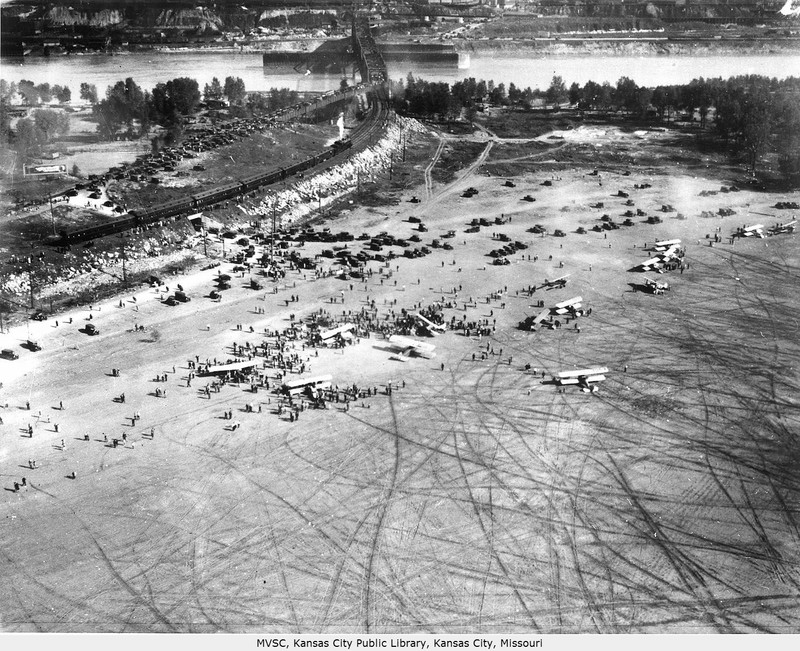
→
(615, 77, 639, 113)
(247, 92, 269, 112)
(36, 83, 52, 104)
(53, 85, 71, 104)
(636, 87, 653, 118)
(0, 98, 11, 145)
(651, 86, 671, 121)
(740, 97, 771, 174)
(568, 82, 582, 106)
(204, 77, 224, 102)
(545, 76, 568, 107)
(0, 80, 17, 102)
(167, 78, 201, 115)
(508, 82, 524, 105)
(775, 94, 800, 182)
(224, 76, 247, 105)
(476, 80, 487, 102)
(13, 118, 46, 155)
(80, 82, 98, 105)
(581, 80, 602, 110)
(18, 80, 39, 105)
(149, 82, 177, 126)
(488, 82, 506, 106)
(33, 109, 70, 141)
(94, 78, 147, 140)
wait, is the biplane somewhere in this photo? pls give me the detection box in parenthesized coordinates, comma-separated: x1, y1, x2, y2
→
(538, 274, 570, 291)
(643, 276, 670, 294)
(553, 367, 609, 390)
(413, 312, 446, 335)
(387, 335, 437, 360)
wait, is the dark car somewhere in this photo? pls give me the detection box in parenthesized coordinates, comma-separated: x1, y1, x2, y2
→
(1, 348, 19, 360)
(31, 311, 47, 321)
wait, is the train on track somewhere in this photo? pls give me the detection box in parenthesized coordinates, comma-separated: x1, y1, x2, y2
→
(57, 18, 389, 246)
(57, 137, 356, 244)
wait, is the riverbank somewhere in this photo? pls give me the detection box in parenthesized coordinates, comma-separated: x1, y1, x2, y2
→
(8, 34, 800, 60)
(456, 37, 800, 57)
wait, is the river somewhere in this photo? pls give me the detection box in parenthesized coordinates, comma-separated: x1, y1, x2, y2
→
(1, 50, 798, 99)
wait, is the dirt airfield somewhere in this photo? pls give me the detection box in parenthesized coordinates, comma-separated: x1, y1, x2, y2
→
(1, 123, 799, 633)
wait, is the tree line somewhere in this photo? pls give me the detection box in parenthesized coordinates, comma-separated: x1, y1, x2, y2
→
(393, 73, 800, 179)
(92, 75, 249, 140)
(1, 73, 304, 158)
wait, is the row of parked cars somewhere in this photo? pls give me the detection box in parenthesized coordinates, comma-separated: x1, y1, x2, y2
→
(489, 240, 528, 261)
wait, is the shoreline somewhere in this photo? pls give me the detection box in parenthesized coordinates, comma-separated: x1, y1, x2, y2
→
(5, 37, 799, 61)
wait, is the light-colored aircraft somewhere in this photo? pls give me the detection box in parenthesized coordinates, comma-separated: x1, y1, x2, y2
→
(388, 335, 437, 359)
(319, 323, 355, 343)
(737, 223, 765, 238)
(650, 238, 681, 252)
(282, 374, 333, 396)
(552, 296, 583, 315)
(413, 312, 446, 335)
(635, 257, 666, 272)
(553, 367, 609, 388)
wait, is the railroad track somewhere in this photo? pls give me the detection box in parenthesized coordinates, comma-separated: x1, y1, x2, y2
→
(58, 83, 390, 245)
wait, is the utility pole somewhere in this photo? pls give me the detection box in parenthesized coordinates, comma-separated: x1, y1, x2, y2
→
(29, 268, 35, 310)
(49, 192, 56, 236)
(270, 203, 276, 267)
(121, 237, 128, 287)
